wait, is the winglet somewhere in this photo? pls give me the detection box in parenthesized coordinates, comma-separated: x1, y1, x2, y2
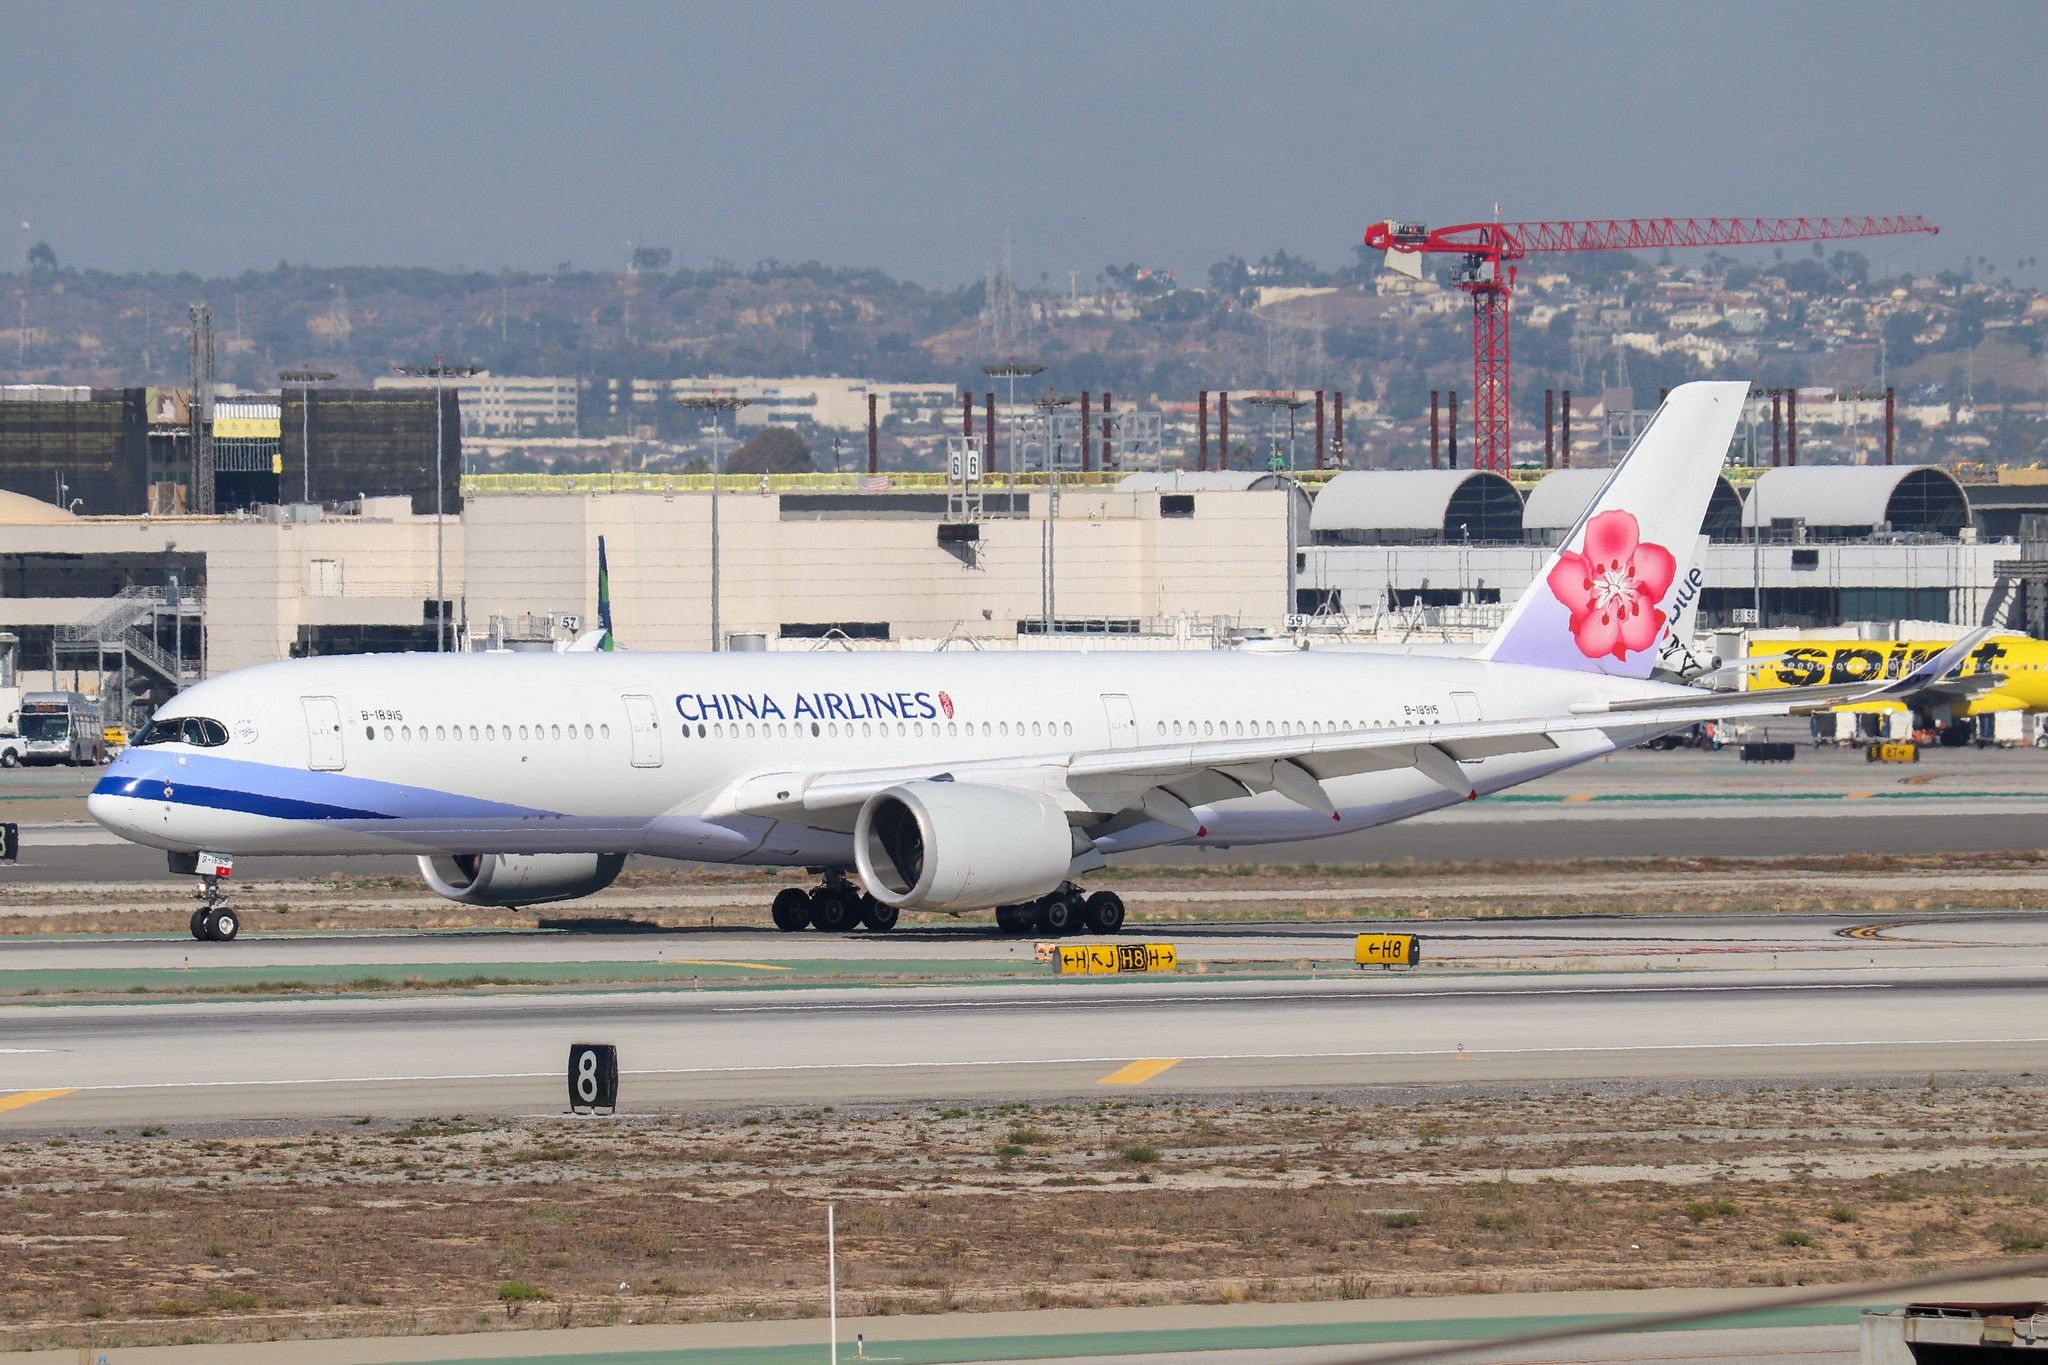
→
(1864, 627, 1994, 700)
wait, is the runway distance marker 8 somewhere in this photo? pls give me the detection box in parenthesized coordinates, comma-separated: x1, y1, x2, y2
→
(567, 1042, 619, 1114)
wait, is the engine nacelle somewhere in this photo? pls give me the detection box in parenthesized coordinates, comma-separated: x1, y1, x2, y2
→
(855, 780, 1075, 911)
(418, 852, 626, 908)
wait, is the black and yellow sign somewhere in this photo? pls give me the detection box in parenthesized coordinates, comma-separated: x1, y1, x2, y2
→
(1057, 943, 1177, 974)
(1866, 741, 1919, 763)
(1354, 933, 1421, 968)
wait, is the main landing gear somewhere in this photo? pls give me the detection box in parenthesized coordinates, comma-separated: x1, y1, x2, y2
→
(769, 873, 900, 934)
(994, 883, 1124, 938)
(181, 852, 240, 942)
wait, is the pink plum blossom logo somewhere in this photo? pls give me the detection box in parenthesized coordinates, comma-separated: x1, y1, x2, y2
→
(1547, 509, 1676, 661)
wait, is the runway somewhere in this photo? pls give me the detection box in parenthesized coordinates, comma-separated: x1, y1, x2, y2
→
(4, 966, 2043, 1130)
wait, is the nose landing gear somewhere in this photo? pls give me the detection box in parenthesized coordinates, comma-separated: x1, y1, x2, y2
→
(176, 851, 240, 942)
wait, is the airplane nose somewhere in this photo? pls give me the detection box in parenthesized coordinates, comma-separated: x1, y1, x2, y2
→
(86, 785, 134, 838)
(87, 760, 153, 841)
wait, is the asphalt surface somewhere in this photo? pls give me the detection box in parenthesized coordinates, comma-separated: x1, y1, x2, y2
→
(4, 966, 2042, 1129)
(9, 803, 2048, 885)
(5, 909, 2044, 971)
(7, 743, 2048, 883)
(12, 1286, 1897, 1364)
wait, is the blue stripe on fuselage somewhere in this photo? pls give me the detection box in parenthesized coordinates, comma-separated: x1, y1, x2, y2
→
(95, 749, 557, 824)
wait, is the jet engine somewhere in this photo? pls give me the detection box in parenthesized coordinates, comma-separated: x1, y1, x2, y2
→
(855, 780, 1075, 911)
(418, 852, 627, 908)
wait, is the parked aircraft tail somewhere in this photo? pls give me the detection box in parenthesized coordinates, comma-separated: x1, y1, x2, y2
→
(596, 535, 616, 652)
(1482, 380, 1747, 679)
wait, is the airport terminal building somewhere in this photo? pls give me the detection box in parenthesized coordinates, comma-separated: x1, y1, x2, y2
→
(1, 457, 2040, 724)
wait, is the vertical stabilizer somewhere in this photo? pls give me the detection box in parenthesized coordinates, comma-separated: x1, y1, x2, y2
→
(597, 536, 616, 652)
(1481, 381, 1746, 678)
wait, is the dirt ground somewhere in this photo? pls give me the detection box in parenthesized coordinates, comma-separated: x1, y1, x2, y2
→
(7, 851, 2048, 937)
(4, 1082, 2045, 1352)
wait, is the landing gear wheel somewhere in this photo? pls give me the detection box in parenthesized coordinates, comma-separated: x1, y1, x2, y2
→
(204, 908, 239, 942)
(810, 888, 857, 933)
(860, 896, 900, 932)
(1083, 891, 1126, 935)
(770, 887, 812, 933)
(993, 904, 1028, 935)
(190, 909, 209, 941)
(1039, 893, 1078, 937)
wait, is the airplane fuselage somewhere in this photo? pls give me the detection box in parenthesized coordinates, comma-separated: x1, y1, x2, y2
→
(89, 648, 1673, 867)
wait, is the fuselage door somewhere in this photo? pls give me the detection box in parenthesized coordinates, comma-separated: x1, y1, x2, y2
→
(623, 694, 662, 768)
(1450, 690, 1482, 724)
(302, 695, 346, 771)
(1101, 693, 1138, 748)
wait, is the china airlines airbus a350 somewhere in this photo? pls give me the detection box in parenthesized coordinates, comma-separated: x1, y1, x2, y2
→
(89, 382, 1975, 942)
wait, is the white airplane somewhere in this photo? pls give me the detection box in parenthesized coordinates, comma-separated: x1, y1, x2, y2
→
(89, 382, 1969, 942)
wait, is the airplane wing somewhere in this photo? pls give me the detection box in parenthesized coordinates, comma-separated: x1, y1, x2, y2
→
(712, 631, 1995, 829)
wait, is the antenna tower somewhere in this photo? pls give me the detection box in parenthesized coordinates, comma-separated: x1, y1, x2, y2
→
(982, 230, 1026, 352)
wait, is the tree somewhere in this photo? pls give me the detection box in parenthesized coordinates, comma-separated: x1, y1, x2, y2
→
(26, 240, 56, 274)
(630, 246, 672, 273)
(726, 426, 815, 474)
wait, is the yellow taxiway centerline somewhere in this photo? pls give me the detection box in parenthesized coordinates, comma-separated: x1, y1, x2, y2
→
(657, 959, 792, 972)
(1098, 1058, 1184, 1086)
(0, 1089, 76, 1115)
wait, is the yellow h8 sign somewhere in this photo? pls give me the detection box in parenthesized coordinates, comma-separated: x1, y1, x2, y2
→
(1058, 943, 1177, 974)
(1354, 933, 1421, 968)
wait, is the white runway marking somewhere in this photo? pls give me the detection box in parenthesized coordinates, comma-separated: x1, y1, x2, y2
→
(22, 1033, 2048, 1097)
(713, 982, 1897, 1013)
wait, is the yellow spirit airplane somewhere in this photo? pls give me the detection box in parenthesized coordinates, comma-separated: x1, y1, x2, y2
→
(1747, 633, 2048, 730)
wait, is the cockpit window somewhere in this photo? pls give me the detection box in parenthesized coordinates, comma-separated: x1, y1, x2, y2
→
(133, 717, 231, 748)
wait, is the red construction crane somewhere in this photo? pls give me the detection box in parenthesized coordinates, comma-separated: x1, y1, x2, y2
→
(1361, 214, 1941, 472)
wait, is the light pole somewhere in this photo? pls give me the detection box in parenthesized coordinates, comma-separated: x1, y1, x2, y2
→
(1246, 393, 1313, 623)
(679, 394, 754, 651)
(983, 361, 1045, 490)
(1033, 392, 1077, 638)
(394, 361, 480, 651)
(279, 367, 335, 505)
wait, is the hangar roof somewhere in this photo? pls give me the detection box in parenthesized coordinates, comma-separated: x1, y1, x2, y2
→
(0, 489, 78, 525)
(1741, 465, 1970, 535)
(1310, 469, 1523, 541)
(1524, 468, 1746, 542)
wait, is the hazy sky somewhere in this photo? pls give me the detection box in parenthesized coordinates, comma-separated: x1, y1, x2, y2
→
(2, 1, 2039, 286)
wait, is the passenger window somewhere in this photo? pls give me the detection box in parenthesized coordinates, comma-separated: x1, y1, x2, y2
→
(518, 725, 529, 740)
(365, 726, 375, 740)
(401, 725, 412, 741)
(811, 722, 821, 737)
(435, 725, 446, 741)
(602, 724, 611, 739)
(1063, 722, 1072, 737)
